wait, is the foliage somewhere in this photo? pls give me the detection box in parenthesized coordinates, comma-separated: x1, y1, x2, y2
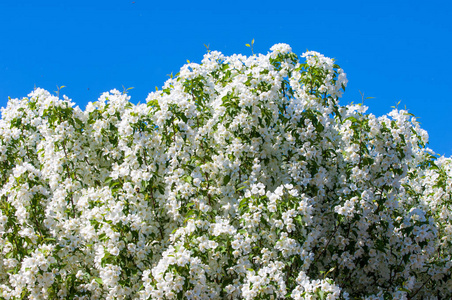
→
(0, 44, 451, 299)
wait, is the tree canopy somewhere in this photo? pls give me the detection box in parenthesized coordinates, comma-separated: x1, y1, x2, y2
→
(0, 44, 451, 299)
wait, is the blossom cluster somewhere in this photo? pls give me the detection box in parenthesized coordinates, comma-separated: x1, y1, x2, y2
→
(0, 44, 451, 299)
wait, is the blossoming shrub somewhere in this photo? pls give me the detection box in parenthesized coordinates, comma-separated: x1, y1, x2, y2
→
(0, 44, 451, 299)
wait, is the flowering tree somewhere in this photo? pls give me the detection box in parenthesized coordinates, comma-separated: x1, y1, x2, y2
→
(0, 44, 451, 299)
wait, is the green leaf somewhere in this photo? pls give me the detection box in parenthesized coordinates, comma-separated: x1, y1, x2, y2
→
(223, 175, 231, 185)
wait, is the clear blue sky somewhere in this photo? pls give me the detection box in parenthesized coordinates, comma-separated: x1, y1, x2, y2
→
(1, 0, 451, 156)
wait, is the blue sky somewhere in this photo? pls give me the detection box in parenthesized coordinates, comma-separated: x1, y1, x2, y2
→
(1, 0, 451, 156)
